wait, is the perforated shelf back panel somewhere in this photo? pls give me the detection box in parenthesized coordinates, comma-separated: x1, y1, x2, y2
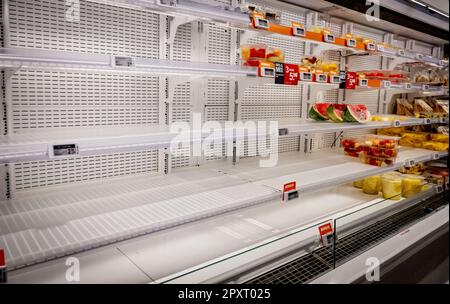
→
(14, 150, 159, 192)
(8, 0, 160, 58)
(7, 0, 163, 191)
(11, 71, 160, 129)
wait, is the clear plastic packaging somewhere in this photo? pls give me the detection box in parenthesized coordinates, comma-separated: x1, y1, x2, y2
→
(381, 173, 402, 200)
(360, 154, 395, 167)
(240, 44, 267, 61)
(362, 175, 381, 195)
(342, 137, 363, 157)
(266, 47, 285, 63)
(401, 174, 426, 198)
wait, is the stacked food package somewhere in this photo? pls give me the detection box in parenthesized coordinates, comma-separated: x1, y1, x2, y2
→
(397, 132, 449, 151)
(343, 135, 399, 166)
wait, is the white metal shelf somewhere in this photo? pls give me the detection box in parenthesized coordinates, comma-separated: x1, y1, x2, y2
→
(0, 147, 446, 270)
(0, 47, 258, 78)
(0, 117, 445, 163)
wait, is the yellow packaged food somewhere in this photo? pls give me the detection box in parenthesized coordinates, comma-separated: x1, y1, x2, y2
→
(399, 132, 429, 148)
(362, 175, 381, 195)
(430, 133, 449, 143)
(421, 141, 449, 151)
(401, 175, 425, 198)
(353, 179, 364, 189)
(378, 127, 405, 136)
(381, 173, 402, 200)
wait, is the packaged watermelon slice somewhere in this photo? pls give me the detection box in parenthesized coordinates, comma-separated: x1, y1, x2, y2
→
(343, 104, 371, 123)
(309, 103, 330, 121)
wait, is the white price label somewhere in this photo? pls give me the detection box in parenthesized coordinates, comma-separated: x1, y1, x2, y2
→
(405, 159, 415, 167)
(424, 118, 432, 124)
(346, 39, 356, 47)
(382, 80, 391, 88)
(422, 84, 430, 91)
(432, 153, 440, 160)
(359, 79, 368, 87)
(415, 53, 424, 60)
(392, 120, 401, 127)
(324, 34, 335, 43)
(404, 83, 412, 89)
(292, 26, 305, 37)
(254, 17, 269, 29)
(260, 67, 275, 78)
(49, 144, 79, 158)
(366, 43, 376, 51)
(300, 72, 313, 81)
(330, 75, 340, 84)
(436, 185, 444, 193)
(114, 56, 134, 67)
(397, 49, 405, 56)
(316, 73, 328, 83)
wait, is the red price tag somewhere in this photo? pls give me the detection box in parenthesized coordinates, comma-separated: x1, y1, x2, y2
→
(283, 181, 297, 193)
(0, 248, 5, 267)
(318, 223, 333, 236)
(283, 64, 299, 85)
(345, 71, 357, 89)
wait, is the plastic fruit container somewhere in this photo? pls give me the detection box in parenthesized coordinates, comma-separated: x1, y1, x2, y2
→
(342, 137, 362, 157)
(362, 175, 381, 195)
(381, 173, 402, 200)
(361, 134, 400, 149)
(360, 154, 395, 167)
(363, 146, 398, 158)
(241, 44, 267, 61)
(401, 174, 426, 198)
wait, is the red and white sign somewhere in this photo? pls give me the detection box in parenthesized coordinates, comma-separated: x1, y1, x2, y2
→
(283, 64, 299, 85)
(283, 181, 297, 193)
(0, 248, 5, 268)
(318, 223, 333, 236)
(345, 71, 357, 89)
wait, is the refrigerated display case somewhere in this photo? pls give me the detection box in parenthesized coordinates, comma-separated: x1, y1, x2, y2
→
(0, 0, 448, 284)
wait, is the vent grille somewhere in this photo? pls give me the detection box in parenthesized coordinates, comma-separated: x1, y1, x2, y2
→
(245, 192, 448, 284)
(14, 150, 159, 191)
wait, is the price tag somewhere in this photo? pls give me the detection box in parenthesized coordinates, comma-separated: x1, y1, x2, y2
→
(282, 181, 298, 201)
(114, 56, 134, 67)
(392, 120, 401, 127)
(366, 43, 376, 51)
(291, 22, 305, 37)
(324, 33, 335, 43)
(259, 62, 275, 78)
(346, 39, 357, 47)
(382, 80, 391, 88)
(422, 84, 430, 91)
(318, 223, 333, 246)
(415, 53, 424, 60)
(424, 118, 432, 124)
(440, 117, 448, 124)
(432, 152, 440, 160)
(254, 17, 269, 29)
(397, 49, 405, 56)
(436, 185, 444, 193)
(405, 159, 416, 167)
(439, 59, 448, 66)
(49, 144, 79, 158)
(330, 75, 341, 84)
(403, 83, 412, 89)
(284, 63, 299, 85)
(315, 73, 328, 83)
(358, 79, 368, 87)
(300, 72, 313, 82)
(345, 71, 357, 89)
